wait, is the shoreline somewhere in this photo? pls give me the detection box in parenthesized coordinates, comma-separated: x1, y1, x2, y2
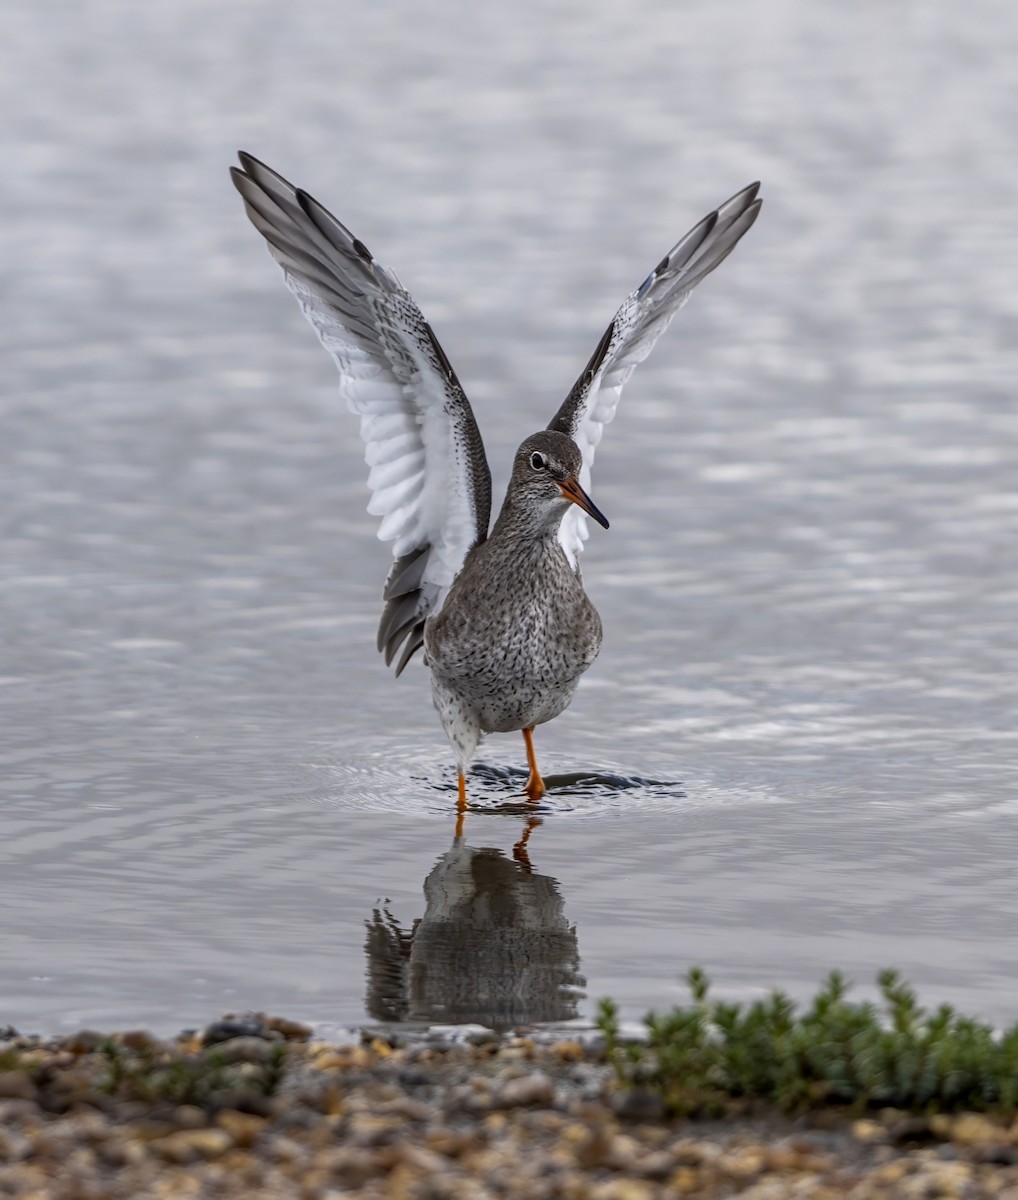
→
(3, 1016, 1018, 1197)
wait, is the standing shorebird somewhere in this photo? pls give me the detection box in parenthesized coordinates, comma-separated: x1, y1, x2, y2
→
(231, 154, 761, 811)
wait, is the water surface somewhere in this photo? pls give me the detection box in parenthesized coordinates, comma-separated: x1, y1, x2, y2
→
(3, 0, 1017, 1035)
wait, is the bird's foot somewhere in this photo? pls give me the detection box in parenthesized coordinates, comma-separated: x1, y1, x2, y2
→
(523, 770, 545, 802)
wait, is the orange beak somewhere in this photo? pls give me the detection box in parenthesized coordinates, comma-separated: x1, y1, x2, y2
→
(557, 477, 609, 529)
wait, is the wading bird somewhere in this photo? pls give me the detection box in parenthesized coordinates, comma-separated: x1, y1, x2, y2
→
(231, 154, 760, 813)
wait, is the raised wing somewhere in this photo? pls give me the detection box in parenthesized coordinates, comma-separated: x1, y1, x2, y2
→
(549, 182, 761, 568)
(231, 153, 492, 675)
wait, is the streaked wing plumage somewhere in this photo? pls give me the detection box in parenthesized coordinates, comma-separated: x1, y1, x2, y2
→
(231, 153, 492, 674)
(549, 182, 761, 568)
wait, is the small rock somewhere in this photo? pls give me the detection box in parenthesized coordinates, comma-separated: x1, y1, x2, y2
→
(261, 1014, 313, 1041)
(495, 1071, 555, 1108)
(313, 1050, 352, 1071)
(870, 1161, 912, 1185)
(497, 1046, 531, 1062)
(445, 1082, 491, 1114)
(922, 1161, 976, 1196)
(346, 1111, 404, 1147)
(154, 1127, 233, 1163)
(669, 1166, 701, 1195)
(398, 1143, 449, 1174)
(61, 1030, 106, 1055)
(201, 1017, 269, 1046)
(589, 1179, 656, 1200)
(0, 1073, 38, 1102)
(974, 1144, 1018, 1165)
(424, 1128, 474, 1157)
(886, 1115, 940, 1145)
(851, 1119, 886, 1144)
(170, 1099, 206, 1128)
(942, 1113, 1008, 1147)
(720, 1148, 766, 1182)
(115, 1029, 159, 1051)
(216, 1109, 268, 1147)
(0, 1099, 38, 1123)
(205, 1036, 281, 1065)
(604, 1133, 642, 1171)
(611, 1088, 665, 1122)
(574, 1125, 616, 1169)
(208, 1090, 274, 1117)
(466, 1029, 500, 1047)
(637, 1150, 676, 1180)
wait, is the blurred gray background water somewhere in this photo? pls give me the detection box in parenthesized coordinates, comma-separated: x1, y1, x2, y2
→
(2, 0, 1017, 1035)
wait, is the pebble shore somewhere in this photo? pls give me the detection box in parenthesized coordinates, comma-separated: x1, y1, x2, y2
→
(3, 1016, 1018, 1198)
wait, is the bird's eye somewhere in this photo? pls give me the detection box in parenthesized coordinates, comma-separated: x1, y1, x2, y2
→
(530, 452, 546, 471)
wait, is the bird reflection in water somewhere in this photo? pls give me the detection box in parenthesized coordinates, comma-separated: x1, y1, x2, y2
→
(365, 816, 583, 1029)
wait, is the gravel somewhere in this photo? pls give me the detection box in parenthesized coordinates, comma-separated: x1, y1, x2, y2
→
(1, 1016, 1018, 1198)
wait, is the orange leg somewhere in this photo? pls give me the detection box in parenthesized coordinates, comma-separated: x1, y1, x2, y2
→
(522, 727, 545, 801)
(455, 771, 467, 839)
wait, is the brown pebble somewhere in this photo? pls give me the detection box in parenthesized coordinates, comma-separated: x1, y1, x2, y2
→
(154, 1127, 233, 1163)
(636, 1149, 676, 1180)
(589, 1179, 656, 1200)
(61, 1030, 106, 1055)
(0, 1073, 38, 1103)
(216, 1110, 268, 1147)
(115, 1029, 160, 1051)
(171, 1105, 208, 1130)
(398, 1142, 449, 1174)
(851, 1119, 886, 1144)
(495, 1072, 555, 1108)
(934, 1113, 1010, 1146)
(261, 1015, 313, 1042)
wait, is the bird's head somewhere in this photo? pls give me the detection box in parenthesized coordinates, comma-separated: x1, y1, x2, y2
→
(509, 431, 609, 532)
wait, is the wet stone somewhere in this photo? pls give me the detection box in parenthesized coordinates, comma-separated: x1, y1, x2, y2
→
(201, 1018, 271, 1046)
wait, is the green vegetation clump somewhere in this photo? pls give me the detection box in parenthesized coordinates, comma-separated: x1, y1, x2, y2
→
(100, 1038, 286, 1109)
(598, 969, 1018, 1117)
